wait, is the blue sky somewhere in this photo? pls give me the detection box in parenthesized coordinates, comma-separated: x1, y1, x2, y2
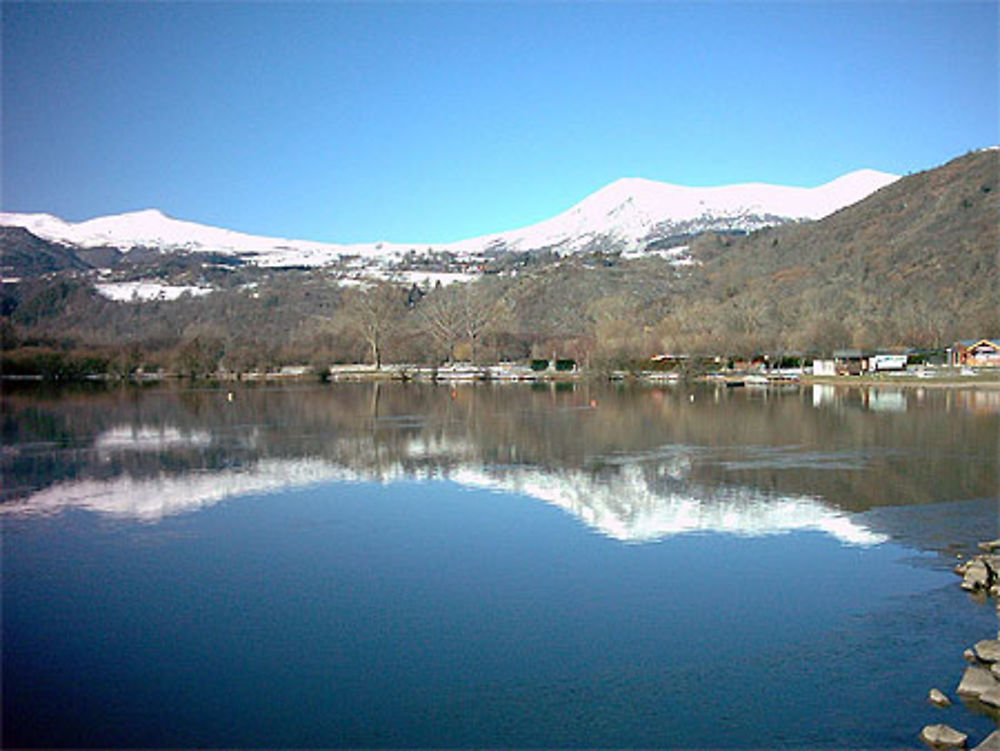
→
(3, 1, 997, 244)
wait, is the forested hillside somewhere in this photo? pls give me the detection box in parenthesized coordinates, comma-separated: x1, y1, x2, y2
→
(665, 148, 999, 354)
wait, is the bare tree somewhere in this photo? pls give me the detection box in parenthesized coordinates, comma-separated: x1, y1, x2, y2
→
(418, 286, 465, 362)
(586, 293, 646, 366)
(417, 279, 510, 363)
(341, 281, 404, 368)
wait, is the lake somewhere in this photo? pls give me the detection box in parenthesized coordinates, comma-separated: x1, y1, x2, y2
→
(3, 380, 998, 748)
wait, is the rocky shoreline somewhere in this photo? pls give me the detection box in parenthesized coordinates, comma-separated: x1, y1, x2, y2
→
(920, 540, 1000, 749)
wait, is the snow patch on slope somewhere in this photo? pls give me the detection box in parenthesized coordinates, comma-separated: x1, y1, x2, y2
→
(94, 281, 214, 301)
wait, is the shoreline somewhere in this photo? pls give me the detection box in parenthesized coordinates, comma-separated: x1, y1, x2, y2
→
(3, 366, 1000, 389)
(923, 540, 1000, 750)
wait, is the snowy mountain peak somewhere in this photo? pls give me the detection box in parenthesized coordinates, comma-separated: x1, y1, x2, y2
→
(446, 168, 900, 255)
(819, 168, 898, 193)
(118, 208, 170, 221)
(1, 168, 899, 267)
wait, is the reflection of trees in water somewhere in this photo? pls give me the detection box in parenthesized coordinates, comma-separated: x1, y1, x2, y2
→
(2, 382, 997, 512)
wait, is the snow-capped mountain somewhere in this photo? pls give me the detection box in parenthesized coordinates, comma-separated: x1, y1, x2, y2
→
(0, 169, 898, 267)
(448, 169, 899, 255)
(0, 208, 365, 268)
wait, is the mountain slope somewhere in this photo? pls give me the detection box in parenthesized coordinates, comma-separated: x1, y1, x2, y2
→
(666, 148, 999, 351)
(11, 150, 997, 373)
(0, 169, 898, 267)
(0, 226, 91, 277)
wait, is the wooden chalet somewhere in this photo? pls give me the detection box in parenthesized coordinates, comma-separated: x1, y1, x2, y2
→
(947, 339, 1000, 368)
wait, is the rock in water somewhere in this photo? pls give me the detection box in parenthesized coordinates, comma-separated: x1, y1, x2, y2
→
(980, 686, 1000, 708)
(921, 723, 968, 748)
(958, 665, 1000, 698)
(929, 688, 953, 707)
(962, 560, 991, 591)
(974, 639, 1000, 663)
(972, 730, 1000, 751)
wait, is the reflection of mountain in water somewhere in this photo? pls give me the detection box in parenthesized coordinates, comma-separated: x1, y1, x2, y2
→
(3, 446, 885, 546)
(2, 382, 995, 548)
(453, 464, 885, 545)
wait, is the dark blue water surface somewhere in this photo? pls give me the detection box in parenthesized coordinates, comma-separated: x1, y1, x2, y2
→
(2, 382, 998, 748)
(2, 483, 995, 749)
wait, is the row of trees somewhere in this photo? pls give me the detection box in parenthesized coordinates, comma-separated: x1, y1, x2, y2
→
(0, 265, 661, 376)
(0, 268, 998, 382)
(2, 251, 997, 379)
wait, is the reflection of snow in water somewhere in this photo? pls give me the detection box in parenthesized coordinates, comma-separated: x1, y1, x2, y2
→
(95, 425, 213, 452)
(0, 459, 353, 522)
(452, 464, 886, 547)
(2, 452, 885, 546)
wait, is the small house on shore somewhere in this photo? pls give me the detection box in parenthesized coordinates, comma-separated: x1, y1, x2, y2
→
(948, 339, 1000, 368)
(868, 353, 908, 372)
(832, 349, 867, 375)
(812, 359, 836, 376)
(829, 350, 909, 375)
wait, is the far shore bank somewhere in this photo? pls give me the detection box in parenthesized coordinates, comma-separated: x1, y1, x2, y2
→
(4, 365, 1000, 389)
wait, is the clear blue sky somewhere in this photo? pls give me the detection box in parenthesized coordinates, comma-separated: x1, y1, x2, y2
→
(3, 1, 997, 244)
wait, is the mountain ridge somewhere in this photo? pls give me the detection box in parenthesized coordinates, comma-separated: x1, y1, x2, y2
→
(0, 168, 899, 267)
(3, 148, 995, 376)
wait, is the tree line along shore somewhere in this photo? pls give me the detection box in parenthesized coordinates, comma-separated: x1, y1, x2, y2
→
(3, 350, 999, 389)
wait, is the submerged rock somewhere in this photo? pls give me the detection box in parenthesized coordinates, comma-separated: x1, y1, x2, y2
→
(930, 688, 953, 707)
(921, 723, 969, 748)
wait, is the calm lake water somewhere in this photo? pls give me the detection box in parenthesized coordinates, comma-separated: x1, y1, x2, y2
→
(3, 381, 998, 748)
